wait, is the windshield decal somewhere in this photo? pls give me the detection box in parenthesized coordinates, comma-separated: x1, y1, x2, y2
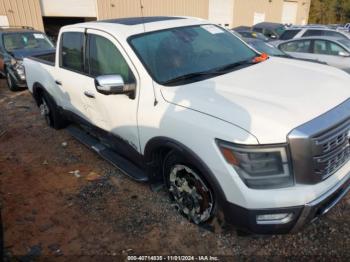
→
(33, 33, 45, 39)
(201, 25, 224, 34)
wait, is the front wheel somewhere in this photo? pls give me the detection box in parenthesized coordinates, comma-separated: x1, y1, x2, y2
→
(163, 152, 216, 224)
(6, 71, 20, 92)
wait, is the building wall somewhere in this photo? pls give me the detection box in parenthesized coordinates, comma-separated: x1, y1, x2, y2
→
(40, 0, 97, 17)
(208, 0, 234, 27)
(96, 0, 209, 20)
(0, 0, 44, 30)
(232, 0, 311, 27)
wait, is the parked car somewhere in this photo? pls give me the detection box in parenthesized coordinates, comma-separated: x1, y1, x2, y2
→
(24, 17, 350, 234)
(277, 36, 350, 73)
(245, 38, 329, 66)
(0, 26, 55, 91)
(235, 30, 269, 41)
(251, 22, 286, 39)
(244, 38, 289, 57)
(232, 26, 251, 32)
(279, 27, 350, 41)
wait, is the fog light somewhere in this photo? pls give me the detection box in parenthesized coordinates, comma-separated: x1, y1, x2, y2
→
(256, 213, 294, 225)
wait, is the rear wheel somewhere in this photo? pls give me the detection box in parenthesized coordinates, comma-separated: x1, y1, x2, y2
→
(39, 91, 68, 129)
(163, 152, 216, 224)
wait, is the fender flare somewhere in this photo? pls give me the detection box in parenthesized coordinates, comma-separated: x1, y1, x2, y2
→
(144, 136, 227, 203)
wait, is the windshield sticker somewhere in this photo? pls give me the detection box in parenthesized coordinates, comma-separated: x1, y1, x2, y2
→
(33, 33, 45, 39)
(201, 25, 224, 34)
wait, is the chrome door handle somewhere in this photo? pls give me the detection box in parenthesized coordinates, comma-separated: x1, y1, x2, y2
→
(84, 91, 95, 98)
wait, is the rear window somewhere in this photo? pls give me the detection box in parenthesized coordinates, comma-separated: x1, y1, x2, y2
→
(60, 32, 84, 72)
(279, 29, 301, 40)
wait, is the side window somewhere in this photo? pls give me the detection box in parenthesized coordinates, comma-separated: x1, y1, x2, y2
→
(323, 31, 347, 39)
(60, 32, 84, 72)
(313, 40, 328, 54)
(329, 41, 346, 56)
(302, 29, 323, 37)
(87, 34, 135, 84)
(279, 29, 301, 40)
(280, 40, 311, 53)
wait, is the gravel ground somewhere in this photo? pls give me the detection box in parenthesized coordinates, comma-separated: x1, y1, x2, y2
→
(0, 79, 349, 261)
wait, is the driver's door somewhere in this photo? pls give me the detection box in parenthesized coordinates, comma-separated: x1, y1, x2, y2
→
(83, 29, 140, 154)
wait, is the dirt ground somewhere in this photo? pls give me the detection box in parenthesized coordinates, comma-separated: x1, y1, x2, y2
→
(0, 79, 349, 261)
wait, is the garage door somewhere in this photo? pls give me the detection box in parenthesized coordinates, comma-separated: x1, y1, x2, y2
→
(208, 0, 234, 27)
(281, 1, 298, 25)
(41, 0, 97, 17)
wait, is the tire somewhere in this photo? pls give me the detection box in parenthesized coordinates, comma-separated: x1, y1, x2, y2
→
(39, 91, 68, 129)
(163, 151, 216, 225)
(6, 71, 21, 92)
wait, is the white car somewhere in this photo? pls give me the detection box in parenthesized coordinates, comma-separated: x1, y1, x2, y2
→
(24, 16, 350, 234)
(279, 27, 350, 41)
(277, 36, 350, 73)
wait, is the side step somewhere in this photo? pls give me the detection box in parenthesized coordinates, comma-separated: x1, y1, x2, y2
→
(67, 125, 148, 182)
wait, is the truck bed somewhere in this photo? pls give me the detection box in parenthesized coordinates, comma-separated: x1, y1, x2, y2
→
(28, 51, 56, 66)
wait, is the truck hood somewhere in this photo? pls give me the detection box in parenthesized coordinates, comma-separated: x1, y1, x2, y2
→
(160, 58, 350, 144)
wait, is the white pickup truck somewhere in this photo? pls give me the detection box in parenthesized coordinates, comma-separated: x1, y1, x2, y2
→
(24, 16, 350, 234)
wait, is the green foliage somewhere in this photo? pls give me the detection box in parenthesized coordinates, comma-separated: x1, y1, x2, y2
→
(309, 0, 350, 24)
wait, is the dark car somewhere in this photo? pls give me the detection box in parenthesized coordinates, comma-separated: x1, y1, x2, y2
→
(0, 27, 55, 91)
(235, 30, 269, 41)
(244, 38, 289, 57)
(252, 22, 286, 40)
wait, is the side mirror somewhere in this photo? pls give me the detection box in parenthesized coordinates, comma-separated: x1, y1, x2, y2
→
(338, 51, 350, 57)
(95, 75, 135, 97)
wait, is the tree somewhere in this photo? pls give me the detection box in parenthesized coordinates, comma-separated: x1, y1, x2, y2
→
(309, 0, 350, 24)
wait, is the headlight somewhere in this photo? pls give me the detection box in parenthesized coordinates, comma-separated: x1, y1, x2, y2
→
(13, 60, 25, 80)
(217, 139, 293, 189)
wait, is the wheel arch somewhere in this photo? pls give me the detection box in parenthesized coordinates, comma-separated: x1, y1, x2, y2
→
(144, 136, 227, 204)
(32, 82, 46, 106)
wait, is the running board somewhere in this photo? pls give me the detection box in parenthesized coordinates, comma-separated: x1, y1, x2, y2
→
(67, 125, 148, 182)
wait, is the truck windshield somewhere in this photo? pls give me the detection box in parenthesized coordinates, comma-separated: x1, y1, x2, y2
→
(129, 25, 258, 85)
(3, 32, 54, 52)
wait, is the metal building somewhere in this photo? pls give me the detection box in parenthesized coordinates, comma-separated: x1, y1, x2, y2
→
(0, 0, 310, 35)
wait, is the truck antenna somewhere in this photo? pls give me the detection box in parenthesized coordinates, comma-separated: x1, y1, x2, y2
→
(139, 0, 158, 106)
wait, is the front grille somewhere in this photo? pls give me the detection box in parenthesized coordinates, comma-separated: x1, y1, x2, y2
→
(288, 98, 350, 184)
(312, 119, 350, 180)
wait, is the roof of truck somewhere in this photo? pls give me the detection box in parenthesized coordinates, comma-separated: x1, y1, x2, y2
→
(61, 16, 208, 40)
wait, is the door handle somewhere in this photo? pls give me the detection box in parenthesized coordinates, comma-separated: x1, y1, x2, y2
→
(84, 91, 95, 98)
(55, 80, 62, 85)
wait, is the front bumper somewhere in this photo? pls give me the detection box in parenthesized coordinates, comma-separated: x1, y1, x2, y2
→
(8, 67, 26, 87)
(223, 171, 350, 234)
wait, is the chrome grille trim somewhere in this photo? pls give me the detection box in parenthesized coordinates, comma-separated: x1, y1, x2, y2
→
(288, 99, 350, 184)
(312, 119, 350, 154)
(313, 144, 350, 179)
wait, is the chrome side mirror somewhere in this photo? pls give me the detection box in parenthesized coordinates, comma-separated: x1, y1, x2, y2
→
(95, 75, 135, 96)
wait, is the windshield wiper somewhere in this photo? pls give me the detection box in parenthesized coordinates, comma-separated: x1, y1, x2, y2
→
(162, 70, 222, 85)
(162, 57, 259, 86)
(210, 58, 256, 73)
